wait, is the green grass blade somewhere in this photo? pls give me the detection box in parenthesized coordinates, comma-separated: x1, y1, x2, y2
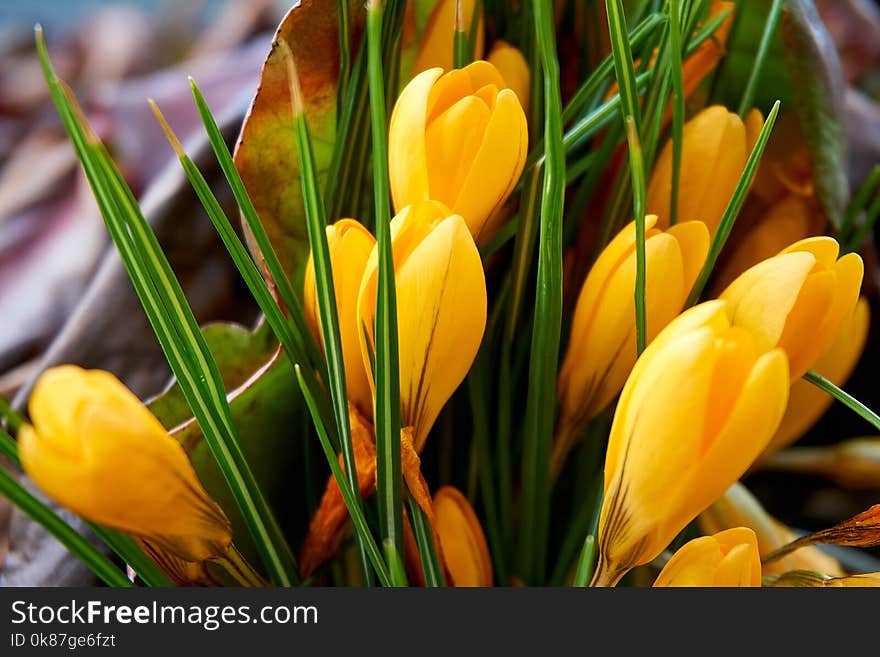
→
(605, 0, 644, 131)
(36, 27, 298, 586)
(366, 0, 404, 582)
(687, 100, 780, 305)
(668, 0, 685, 225)
(189, 79, 322, 371)
(280, 42, 373, 586)
(517, 0, 565, 585)
(454, 0, 469, 68)
(294, 365, 392, 586)
(804, 370, 880, 432)
(407, 498, 446, 587)
(337, 0, 352, 110)
(572, 535, 597, 587)
(737, 0, 784, 118)
(625, 118, 648, 355)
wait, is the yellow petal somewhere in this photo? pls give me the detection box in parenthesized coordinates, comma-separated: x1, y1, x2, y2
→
(451, 88, 528, 242)
(763, 297, 870, 454)
(388, 67, 443, 213)
(721, 251, 816, 353)
(433, 486, 493, 586)
(487, 40, 530, 111)
(304, 219, 376, 418)
(413, 0, 485, 74)
(653, 527, 761, 587)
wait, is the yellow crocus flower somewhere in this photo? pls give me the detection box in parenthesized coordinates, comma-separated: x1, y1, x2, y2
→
(486, 40, 530, 112)
(554, 216, 709, 474)
(647, 105, 764, 234)
(358, 200, 487, 452)
(592, 301, 789, 586)
(762, 297, 869, 456)
(388, 61, 528, 244)
(18, 366, 232, 563)
(413, 0, 484, 75)
(433, 486, 492, 586)
(720, 236, 864, 380)
(304, 219, 376, 419)
(698, 482, 844, 577)
(653, 527, 761, 587)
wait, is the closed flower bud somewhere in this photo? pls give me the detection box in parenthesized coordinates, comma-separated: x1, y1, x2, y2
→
(762, 297, 869, 456)
(554, 216, 709, 473)
(388, 61, 528, 244)
(304, 219, 376, 419)
(720, 236, 864, 379)
(592, 301, 789, 586)
(358, 201, 487, 452)
(433, 486, 492, 586)
(653, 527, 761, 587)
(18, 366, 232, 563)
(647, 105, 764, 234)
(413, 0, 484, 75)
(486, 40, 530, 112)
(698, 482, 844, 576)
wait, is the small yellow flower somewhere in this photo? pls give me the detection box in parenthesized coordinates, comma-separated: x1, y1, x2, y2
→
(554, 216, 709, 473)
(763, 297, 869, 456)
(358, 201, 487, 453)
(486, 40, 530, 112)
(592, 301, 789, 586)
(18, 366, 232, 563)
(698, 482, 844, 577)
(653, 528, 761, 587)
(433, 486, 492, 586)
(304, 219, 376, 419)
(647, 105, 764, 234)
(720, 236, 863, 379)
(413, 0, 484, 75)
(388, 61, 528, 244)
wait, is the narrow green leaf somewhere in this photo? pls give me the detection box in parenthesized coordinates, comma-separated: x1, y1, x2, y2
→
(383, 538, 408, 587)
(294, 365, 392, 586)
(572, 536, 597, 587)
(804, 370, 880, 433)
(453, 0, 469, 69)
(89, 526, 173, 587)
(517, 0, 565, 585)
(407, 498, 446, 587)
(625, 117, 648, 355)
(668, 0, 685, 225)
(281, 40, 373, 586)
(686, 100, 781, 305)
(841, 165, 880, 241)
(366, 0, 405, 579)
(0, 396, 24, 435)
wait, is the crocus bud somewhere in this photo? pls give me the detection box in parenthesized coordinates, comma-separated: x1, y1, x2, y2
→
(388, 61, 528, 244)
(304, 219, 376, 419)
(698, 482, 844, 577)
(413, 0, 484, 75)
(554, 216, 709, 473)
(18, 366, 232, 563)
(647, 105, 763, 234)
(486, 40, 530, 112)
(592, 301, 789, 586)
(433, 486, 492, 586)
(763, 437, 880, 489)
(653, 528, 761, 587)
(358, 201, 487, 452)
(762, 297, 869, 456)
(720, 236, 863, 379)
(713, 195, 824, 292)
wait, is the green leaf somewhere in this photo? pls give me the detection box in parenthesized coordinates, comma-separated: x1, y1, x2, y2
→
(233, 1, 365, 286)
(147, 322, 306, 568)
